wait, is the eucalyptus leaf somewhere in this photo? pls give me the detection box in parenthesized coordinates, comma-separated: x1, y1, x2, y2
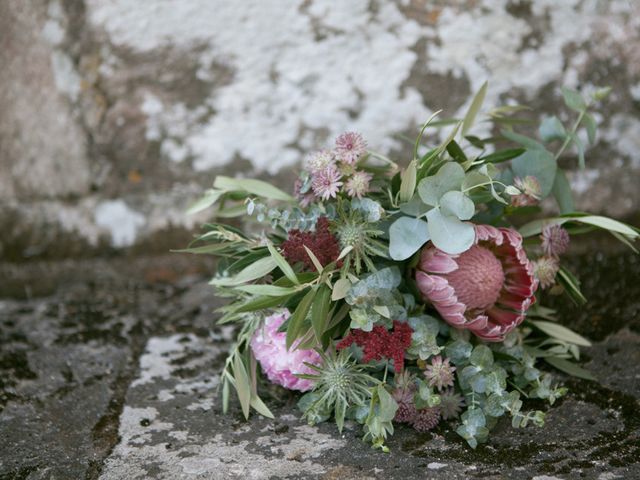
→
(388, 217, 431, 261)
(439, 191, 475, 220)
(539, 116, 566, 142)
(551, 169, 575, 214)
(426, 208, 475, 255)
(511, 148, 557, 197)
(561, 87, 586, 112)
(417, 162, 466, 206)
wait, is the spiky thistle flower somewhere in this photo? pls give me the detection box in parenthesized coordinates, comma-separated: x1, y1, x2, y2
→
(335, 132, 367, 165)
(345, 171, 373, 198)
(541, 224, 570, 258)
(297, 349, 377, 432)
(335, 207, 388, 274)
(423, 356, 456, 391)
(439, 388, 465, 420)
(532, 256, 560, 289)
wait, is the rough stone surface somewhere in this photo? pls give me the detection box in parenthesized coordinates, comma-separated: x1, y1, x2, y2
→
(1, 0, 639, 259)
(1, 251, 638, 479)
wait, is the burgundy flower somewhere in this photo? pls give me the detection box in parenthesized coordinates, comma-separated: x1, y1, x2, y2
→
(411, 407, 441, 432)
(281, 217, 341, 271)
(416, 225, 537, 342)
(337, 320, 413, 372)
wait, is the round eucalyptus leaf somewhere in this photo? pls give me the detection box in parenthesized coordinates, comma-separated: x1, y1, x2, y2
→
(440, 190, 475, 220)
(388, 217, 430, 261)
(417, 162, 466, 206)
(426, 208, 475, 255)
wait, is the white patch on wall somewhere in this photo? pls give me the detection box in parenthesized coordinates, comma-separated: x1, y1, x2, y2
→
(86, 0, 430, 174)
(603, 114, 640, 168)
(94, 199, 146, 247)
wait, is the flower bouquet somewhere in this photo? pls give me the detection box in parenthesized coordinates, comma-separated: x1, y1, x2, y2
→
(183, 84, 638, 450)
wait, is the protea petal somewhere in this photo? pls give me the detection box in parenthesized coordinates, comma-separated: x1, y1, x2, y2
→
(415, 225, 537, 341)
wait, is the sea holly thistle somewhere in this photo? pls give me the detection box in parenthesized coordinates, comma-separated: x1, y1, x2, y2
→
(181, 82, 639, 452)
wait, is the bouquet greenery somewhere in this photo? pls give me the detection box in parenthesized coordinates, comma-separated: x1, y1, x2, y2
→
(182, 83, 638, 450)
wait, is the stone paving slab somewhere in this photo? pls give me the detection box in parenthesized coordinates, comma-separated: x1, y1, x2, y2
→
(1, 253, 639, 479)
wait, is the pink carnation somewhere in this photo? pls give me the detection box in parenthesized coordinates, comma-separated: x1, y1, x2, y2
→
(250, 310, 322, 391)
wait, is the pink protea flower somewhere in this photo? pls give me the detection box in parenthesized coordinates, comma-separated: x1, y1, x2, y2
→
(311, 165, 343, 201)
(511, 176, 542, 207)
(250, 310, 322, 392)
(541, 224, 570, 258)
(344, 171, 373, 198)
(415, 225, 538, 342)
(334, 132, 367, 164)
(532, 256, 560, 289)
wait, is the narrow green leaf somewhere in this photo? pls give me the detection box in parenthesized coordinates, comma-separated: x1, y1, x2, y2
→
(479, 148, 525, 164)
(557, 266, 587, 305)
(303, 245, 324, 273)
(221, 377, 230, 414)
(399, 160, 417, 202)
(544, 357, 596, 381)
(501, 129, 545, 150)
(235, 284, 299, 296)
(331, 278, 351, 301)
(584, 113, 597, 144)
(311, 284, 332, 341)
(210, 256, 277, 286)
(413, 110, 443, 160)
(462, 81, 488, 137)
(250, 394, 275, 418)
(446, 140, 467, 163)
(214, 176, 294, 202)
(266, 240, 299, 285)
(286, 287, 317, 349)
(186, 189, 225, 215)
(232, 355, 251, 419)
(233, 295, 289, 314)
(529, 320, 591, 347)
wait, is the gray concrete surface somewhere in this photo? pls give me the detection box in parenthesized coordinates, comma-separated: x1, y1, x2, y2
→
(1, 251, 638, 479)
(1, 0, 640, 260)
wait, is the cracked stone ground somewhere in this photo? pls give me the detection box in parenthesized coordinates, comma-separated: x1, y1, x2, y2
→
(0, 252, 638, 480)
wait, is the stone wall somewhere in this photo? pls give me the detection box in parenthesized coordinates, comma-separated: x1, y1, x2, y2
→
(2, 0, 639, 260)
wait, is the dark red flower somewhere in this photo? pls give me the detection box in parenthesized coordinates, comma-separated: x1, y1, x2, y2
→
(337, 320, 413, 372)
(281, 217, 341, 271)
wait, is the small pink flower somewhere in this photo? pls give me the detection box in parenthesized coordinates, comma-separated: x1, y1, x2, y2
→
(344, 171, 372, 198)
(541, 224, 570, 258)
(532, 256, 560, 289)
(416, 225, 538, 342)
(511, 176, 542, 207)
(250, 310, 322, 392)
(334, 132, 367, 165)
(423, 356, 456, 391)
(306, 149, 335, 173)
(411, 407, 440, 432)
(311, 165, 343, 201)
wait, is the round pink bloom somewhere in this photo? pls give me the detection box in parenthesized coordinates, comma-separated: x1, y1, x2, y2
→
(416, 225, 538, 342)
(344, 171, 372, 198)
(334, 132, 367, 165)
(540, 224, 570, 258)
(311, 165, 343, 201)
(250, 310, 322, 391)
